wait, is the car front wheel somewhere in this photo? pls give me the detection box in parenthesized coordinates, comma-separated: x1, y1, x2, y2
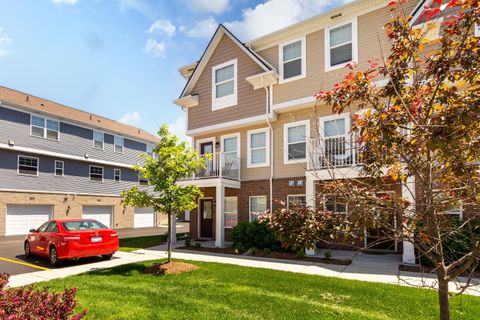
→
(49, 246, 60, 266)
(24, 241, 32, 258)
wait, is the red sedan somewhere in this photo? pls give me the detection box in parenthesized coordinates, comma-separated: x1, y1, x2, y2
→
(24, 219, 119, 266)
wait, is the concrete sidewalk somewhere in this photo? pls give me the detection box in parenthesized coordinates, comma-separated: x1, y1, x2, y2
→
(8, 243, 480, 297)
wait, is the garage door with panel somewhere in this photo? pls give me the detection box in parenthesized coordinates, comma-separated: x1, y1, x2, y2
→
(82, 206, 113, 228)
(134, 207, 155, 228)
(6, 205, 53, 236)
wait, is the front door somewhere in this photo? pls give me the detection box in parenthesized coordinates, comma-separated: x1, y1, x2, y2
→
(200, 199, 213, 238)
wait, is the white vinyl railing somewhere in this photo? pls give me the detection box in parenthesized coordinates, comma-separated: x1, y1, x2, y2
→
(308, 135, 359, 170)
(182, 152, 240, 181)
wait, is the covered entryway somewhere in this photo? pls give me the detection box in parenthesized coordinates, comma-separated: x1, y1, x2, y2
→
(5, 205, 53, 236)
(82, 206, 113, 228)
(199, 198, 213, 238)
(134, 207, 156, 228)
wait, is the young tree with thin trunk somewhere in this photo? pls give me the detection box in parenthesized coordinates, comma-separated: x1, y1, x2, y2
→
(121, 125, 204, 263)
(266, 1, 480, 319)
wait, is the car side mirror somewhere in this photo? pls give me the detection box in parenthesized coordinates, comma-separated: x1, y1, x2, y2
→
(29, 229, 37, 233)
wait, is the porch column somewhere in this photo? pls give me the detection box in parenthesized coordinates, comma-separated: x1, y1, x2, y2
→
(306, 175, 316, 209)
(215, 185, 225, 247)
(402, 175, 416, 264)
(170, 213, 177, 243)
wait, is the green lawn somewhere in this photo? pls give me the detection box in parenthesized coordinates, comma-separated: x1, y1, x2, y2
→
(119, 233, 188, 252)
(40, 259, 479, 320)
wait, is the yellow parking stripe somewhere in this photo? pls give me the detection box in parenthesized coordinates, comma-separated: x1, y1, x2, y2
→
(0, 257, 49, 271)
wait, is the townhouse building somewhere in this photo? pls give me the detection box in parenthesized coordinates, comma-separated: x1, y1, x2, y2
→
(0, 86, 163, 236)
(173, 0, 437, 263)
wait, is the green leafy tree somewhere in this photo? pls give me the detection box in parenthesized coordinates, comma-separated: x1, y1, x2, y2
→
(122, 125, 204, 262)
(267, 1, 480, 319)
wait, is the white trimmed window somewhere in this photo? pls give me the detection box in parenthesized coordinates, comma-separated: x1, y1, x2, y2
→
(114, 168, 121, 182)
(475, 23, 480, 37)
(18, 155, 39, 176)
(93, 131, 104, 150)
(212, 59, 237, 110)
(221, 133, 240, 170)
(280, 36, 306, 82)
(284, 120, 310, 164)
(31, 115, 59, 140)
(114, 136, 124, 153)
(249, 196, 267, 222)
(320, 114, 351, 166)
(54, 160, 64, 176)
(146, 144, 154, 156)
(445, 206, 463, 220)
(139, 173, 148, 186)
(287, 195, 307, 209)
(224, 196, 238, 228)
(247, 128, 269, 168)
(325, 18, 358, 71)
(89, 166, 103, 182)
(324, 196, 347, 214)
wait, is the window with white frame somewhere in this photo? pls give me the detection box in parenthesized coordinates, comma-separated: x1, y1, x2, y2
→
(212, 59, 237, 110)
(325, 18, 357, 71)
(139, 172, 148, 186)
(320, 115, 350, 167)
(224, 196, 238, 228)
(89, 166, 103, 181)
(222, 134, 239, 169)
(31, 115, 59, 140)
(249, 196, 267, 222)
(324, 195, 347, 214)
(287, 195, 307, 209)
(475, 23, 480, 37)
(280, 37, 305, 81)
(114, 136, 124, 153)
(284, 121, 310, 164)
(114, 168, 121, 182)
(93, 131, 104, 149)
(248, 128, 269, 167)
(18, 156, 39, 176)
(146, 144, 154, 156)
(54, 160, 64, 176)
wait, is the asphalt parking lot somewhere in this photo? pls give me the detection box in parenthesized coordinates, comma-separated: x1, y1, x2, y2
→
(0, 222, 189, 276)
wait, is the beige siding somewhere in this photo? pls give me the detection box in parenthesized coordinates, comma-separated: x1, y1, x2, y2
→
(188, 35, 266, 131)
(257, 2, 418, 105)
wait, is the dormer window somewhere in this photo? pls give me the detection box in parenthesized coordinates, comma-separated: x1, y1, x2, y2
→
(280, 36, 306, 82)
(212, 59, 237, 110)
(325, 18, 358, 71)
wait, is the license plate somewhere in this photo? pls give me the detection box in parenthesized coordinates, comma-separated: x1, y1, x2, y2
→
(91, 236, 102, 243)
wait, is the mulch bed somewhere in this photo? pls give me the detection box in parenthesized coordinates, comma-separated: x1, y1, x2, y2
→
(178, 246, 352, 265)
(144, 262, 199, 275)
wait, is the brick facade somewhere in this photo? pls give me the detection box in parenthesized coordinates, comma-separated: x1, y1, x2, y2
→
(0, 191, 168, 236)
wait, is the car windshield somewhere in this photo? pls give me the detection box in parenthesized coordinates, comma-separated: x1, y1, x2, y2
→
(62, 220, 108, 231)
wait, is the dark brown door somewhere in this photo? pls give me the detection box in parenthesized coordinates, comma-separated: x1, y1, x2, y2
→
(200, 199, 213, 238)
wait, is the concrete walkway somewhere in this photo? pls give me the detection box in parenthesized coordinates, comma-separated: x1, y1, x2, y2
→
(7, 243, 480, 297)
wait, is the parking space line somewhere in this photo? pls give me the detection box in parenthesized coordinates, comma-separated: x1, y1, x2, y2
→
(0, 257, 49, 270)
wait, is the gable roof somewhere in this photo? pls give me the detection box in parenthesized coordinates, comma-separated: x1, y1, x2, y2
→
(179, 24, 274, 98)
(0, 86, 160, 144)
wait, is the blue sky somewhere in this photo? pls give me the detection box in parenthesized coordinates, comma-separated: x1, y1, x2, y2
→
(0, 0, 350, 140)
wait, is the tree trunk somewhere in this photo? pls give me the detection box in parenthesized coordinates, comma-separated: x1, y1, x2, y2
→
(167, 211, 172, 263)
(437, 275, 451, 320)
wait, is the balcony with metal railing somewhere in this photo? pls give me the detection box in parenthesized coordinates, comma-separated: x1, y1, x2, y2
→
(307, 135, 360, 171)
(181, 152, 241, 182)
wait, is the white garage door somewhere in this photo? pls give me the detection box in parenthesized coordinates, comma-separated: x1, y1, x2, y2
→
(6, 205, 53, 236)
(82, 206, 113, 228)
(134, 207, 155, 228)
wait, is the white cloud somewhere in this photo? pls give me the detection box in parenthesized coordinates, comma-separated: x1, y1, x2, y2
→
(169, 116, 190, 144)
(186, 16, 218, 38)
(0, 28, 11, 58)
(118, 112, 141, 126)
(144, 38, 165, 58)
(52, 0, 78, 5)
(184, 0, 230, 15)
(225, 0, 353, 41)
(148, 19, 176, 37)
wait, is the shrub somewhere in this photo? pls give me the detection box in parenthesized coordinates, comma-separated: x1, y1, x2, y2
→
(324, 250, 332, 260)
(0, 273, 87, 320)
(194, 242, 202, 248)
(232, 221, 282, 251)
(184, 236, 191, 247)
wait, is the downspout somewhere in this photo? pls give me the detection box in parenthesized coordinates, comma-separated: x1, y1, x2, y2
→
(264, 83, 274, 212)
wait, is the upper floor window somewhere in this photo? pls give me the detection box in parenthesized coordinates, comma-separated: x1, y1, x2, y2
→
(320, 114, 351, 167)
(114, 136, 124, 153)
(139, 172, 148, 186)
(31, 115, 59, 140)
(114, 168, 121, 182)
(325, 18, 358, 71)
(93, 131, 104, 150)
(284, 120, 310, 164)
(222, 134, 240, 169)
(146, 144, 154, 156)
(54, 160, 64, 176)
(475, 23, 480, 37)
(90, 166, 103, 182)
(247, 128, 269, 168)
(249, 196, 267, 222)
(18, 155, 39, 176)
(212, 59, 237, 110)
(280, 37, 306, 82)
